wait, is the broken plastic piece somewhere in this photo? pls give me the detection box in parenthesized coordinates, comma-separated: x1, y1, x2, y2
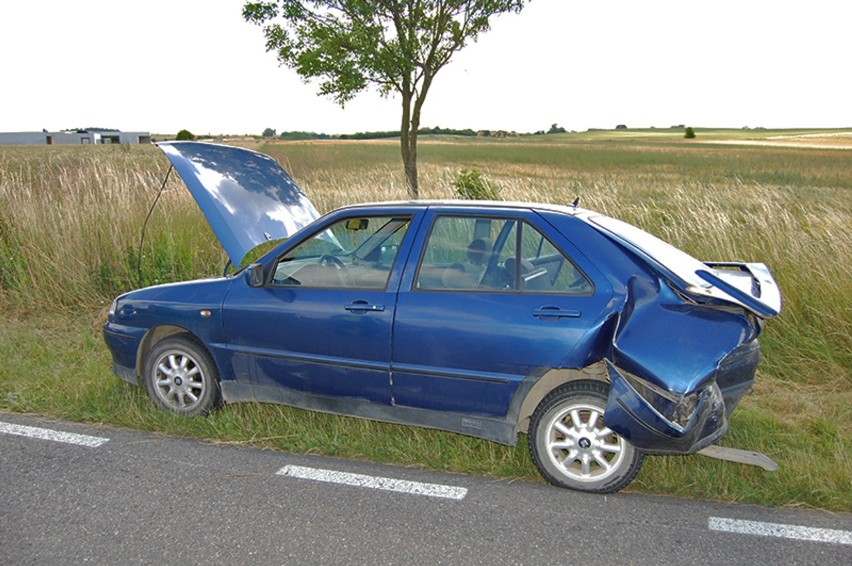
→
(697, 445, 779, 472)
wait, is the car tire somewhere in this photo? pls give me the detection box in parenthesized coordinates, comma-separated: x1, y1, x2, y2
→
(142, 335, 221, 417)
(529, 380, 643, 493)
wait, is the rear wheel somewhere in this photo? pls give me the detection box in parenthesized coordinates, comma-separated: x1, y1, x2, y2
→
(142, 335, 221, 417)
(529, 381, 643, 493)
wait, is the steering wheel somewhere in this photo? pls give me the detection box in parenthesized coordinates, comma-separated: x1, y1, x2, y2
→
(319, 254, 345, 269)
(319, 254, 351, 286)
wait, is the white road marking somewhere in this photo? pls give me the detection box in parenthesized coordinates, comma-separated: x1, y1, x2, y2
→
(709, 517, 852, 546)
(277, 464, 467, 500)
(0, 421, 109, 447)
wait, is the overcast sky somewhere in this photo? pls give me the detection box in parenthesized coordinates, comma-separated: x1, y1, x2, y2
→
(1, 0, 849, 135)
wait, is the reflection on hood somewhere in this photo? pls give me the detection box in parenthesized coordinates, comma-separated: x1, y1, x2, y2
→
(158, 141, 320, 266)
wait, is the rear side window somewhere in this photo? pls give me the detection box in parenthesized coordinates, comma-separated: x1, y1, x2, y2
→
(518, 224, 593, 294)
(415, 215, 592, 294)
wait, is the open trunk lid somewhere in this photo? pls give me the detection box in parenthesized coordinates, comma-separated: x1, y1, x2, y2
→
(694, 262, 782, 318)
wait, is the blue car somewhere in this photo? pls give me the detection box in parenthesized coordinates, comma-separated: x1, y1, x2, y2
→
(104, 142, 781, 493)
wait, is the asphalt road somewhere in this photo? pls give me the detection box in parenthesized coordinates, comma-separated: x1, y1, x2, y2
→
(1, 412, 850, 565)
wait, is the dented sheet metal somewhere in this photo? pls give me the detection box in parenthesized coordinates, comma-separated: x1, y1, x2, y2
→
(602, 275, 760, 453)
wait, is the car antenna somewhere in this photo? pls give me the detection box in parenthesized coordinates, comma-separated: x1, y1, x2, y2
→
(137, 165, 174, 287)
(570, 196, 580, 208)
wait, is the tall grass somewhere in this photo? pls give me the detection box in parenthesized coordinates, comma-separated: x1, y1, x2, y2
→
(1, 133, 850, 509)
(0, 145, 225, 308)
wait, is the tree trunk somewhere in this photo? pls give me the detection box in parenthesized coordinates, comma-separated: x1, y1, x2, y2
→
(403, 133, 418, 199)
(399, 89, 419, 199)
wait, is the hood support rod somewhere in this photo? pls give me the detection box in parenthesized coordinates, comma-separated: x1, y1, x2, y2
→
(137, 165, 173, 287)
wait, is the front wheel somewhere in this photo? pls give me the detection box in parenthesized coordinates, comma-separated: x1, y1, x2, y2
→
(142, 335, 221, 417)
(529, 381, 643, 493)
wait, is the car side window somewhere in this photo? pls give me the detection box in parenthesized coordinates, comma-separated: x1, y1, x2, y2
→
(272, 216, 410, 289)
(517, 222, 593, 294)
(416, 215, 592, 294)
(416, 216, 516, 291)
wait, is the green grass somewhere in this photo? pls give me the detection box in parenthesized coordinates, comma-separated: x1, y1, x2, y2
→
(1, 130, 850, 510)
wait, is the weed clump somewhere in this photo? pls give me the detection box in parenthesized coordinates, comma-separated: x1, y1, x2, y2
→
(452, 168, 501, 200)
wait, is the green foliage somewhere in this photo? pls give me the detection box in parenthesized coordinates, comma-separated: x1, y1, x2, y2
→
(94, 237, 201, 299)
(452, 168, 501, 200)
(242, 0, 527, 197)
(685, 126, 696, 139)
(243, 1, 526, 104)
(547, 123, 567, 134)
(176, 129, 195, 141)
(0, 213, 26, 292)
(262, 127, 277, 138)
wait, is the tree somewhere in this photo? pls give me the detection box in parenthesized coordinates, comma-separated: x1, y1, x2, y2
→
(684, 126, 696, 139)
(262, 127, 277, 138)
(243, 1, 526, 198)
(175, 129, 195, 140)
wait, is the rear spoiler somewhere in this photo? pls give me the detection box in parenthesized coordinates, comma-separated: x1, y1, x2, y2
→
(696, 262, 782, 319)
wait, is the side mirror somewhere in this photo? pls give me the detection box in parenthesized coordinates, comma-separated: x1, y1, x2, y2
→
(246, 263, 265, 287)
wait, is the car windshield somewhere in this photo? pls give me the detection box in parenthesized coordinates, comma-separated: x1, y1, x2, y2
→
(589, 214, 711, 289)
(239, 227, 342, 269)
(240, 237, 288, 269)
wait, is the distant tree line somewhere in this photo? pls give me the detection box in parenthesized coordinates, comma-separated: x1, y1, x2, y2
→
(272, 126, 554, 141)
(176, 123, 709, 143)
(339, 126, 478, 140)
(278, 131, 332, 140)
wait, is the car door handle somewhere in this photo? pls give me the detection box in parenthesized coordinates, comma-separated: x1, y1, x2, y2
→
(345, 300, 385, 313)
(533, 306, 581, 319)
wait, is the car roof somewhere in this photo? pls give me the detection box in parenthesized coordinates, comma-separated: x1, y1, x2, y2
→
(334, 199, 588, 216)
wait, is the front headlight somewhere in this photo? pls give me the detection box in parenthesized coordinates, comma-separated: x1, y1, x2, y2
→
(621, 369, 701, 431)
(108, 299, 118, 318)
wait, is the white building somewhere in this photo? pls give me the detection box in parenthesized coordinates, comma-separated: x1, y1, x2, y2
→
(0, 130, 152, 145)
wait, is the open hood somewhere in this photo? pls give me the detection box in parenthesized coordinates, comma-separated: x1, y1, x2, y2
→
(157, 141, 320, 267)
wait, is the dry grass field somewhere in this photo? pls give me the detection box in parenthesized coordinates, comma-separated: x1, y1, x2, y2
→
(1, 129, 849, 509)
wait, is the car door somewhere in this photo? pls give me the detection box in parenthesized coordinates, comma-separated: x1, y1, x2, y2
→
(391, 210, 613, 418)
(221, 213, 416, 404)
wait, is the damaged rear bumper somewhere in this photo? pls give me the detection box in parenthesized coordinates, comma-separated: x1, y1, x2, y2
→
(604, 364, 727, 454)
(601, 274, 764, 455)
(603, 340, 761, 454)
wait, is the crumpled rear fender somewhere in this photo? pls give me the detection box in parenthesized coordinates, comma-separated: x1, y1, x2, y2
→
(602, 276, 759, 453)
